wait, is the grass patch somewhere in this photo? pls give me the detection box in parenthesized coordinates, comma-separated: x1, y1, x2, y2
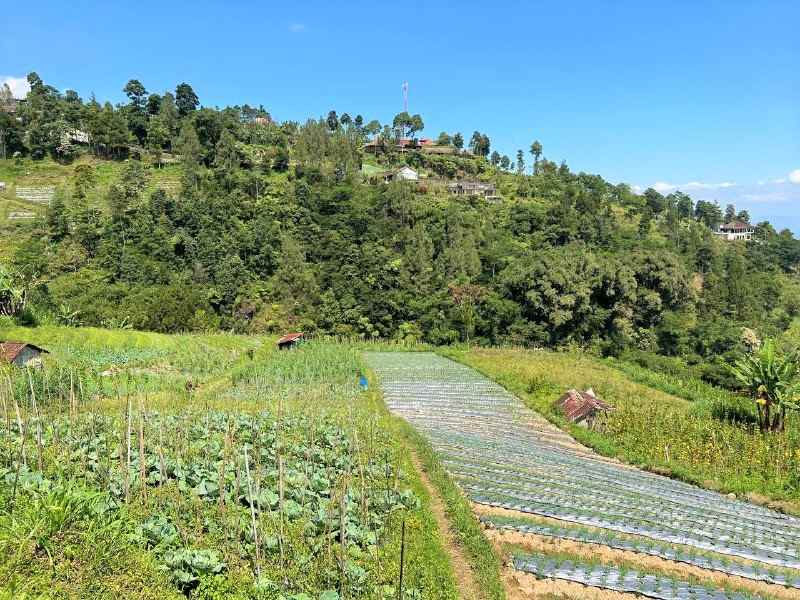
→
(389, 413, 506, 600)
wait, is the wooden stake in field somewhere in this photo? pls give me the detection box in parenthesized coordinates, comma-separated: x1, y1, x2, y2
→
(125, 396, 132, 504)
(397, 519, 406, 600)
(243, 445, 261, 580)
(338, 476, 349, 598)
(138, 396, 147, 502)
(27, 368, 43, 472)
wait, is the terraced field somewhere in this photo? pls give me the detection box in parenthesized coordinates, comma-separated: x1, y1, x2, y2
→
(365, 352, 800, 600)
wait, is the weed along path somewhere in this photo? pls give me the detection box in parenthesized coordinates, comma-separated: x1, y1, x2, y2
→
(365, 352, 800, 600)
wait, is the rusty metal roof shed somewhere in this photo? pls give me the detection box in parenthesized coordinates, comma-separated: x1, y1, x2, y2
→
(277, 332, 304, 349)
(0, 341, 49, 364)
(557, 388, 614, 423)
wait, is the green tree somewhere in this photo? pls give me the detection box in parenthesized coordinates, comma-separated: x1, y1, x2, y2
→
(123, 79, 147, 111)
(392, 111, 424, 139)
(147, 116, 169, 166)
(146, 93, 162, 115)
(175, 83, 199, 117)
(727, 338, 800, 432)
(516, 150, 525, 174)
(364, 119, 381, 136)
(46, 188, 69, 241)
(490, 151, 500, 167)
(158, 92, 179, 144)
(694, 200, 723, 229)
(675, 192, 693, 218)
(530, 140, 542, 173)
(326, 110, 339, 131)
(176, 120, 202, 189)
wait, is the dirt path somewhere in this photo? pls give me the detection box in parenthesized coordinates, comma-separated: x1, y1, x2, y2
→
(410, 451, 482, 600)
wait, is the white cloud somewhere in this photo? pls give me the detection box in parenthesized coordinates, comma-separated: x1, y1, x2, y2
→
(742, 191, 793, 204)
(789, 169, 800, 184)
(0, 76, 30, 99)
(288, 23, 306, 33)
(652, 181, 674, 193)
(650, 180, 736, 193)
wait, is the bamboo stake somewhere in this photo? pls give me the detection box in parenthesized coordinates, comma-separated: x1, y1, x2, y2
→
(138, 397, 147, 502)
(243, 446, 261, 580)
(158, 421, 166, 487)
(27, 369, 43, 472)
(397, 520, 406, 600)
(125, 396, 132, 504)
(339, 476, 349, 598)
(11, 378, 26, 467)
(1, 377, 9, 437)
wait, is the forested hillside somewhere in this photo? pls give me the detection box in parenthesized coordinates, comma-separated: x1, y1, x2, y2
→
(2, 73, 799, 381)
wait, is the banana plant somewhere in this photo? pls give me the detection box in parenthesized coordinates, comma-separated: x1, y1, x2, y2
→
(727, 338, 800, 432)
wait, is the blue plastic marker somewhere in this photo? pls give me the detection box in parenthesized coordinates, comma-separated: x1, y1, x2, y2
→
(359, 374, 368, 391)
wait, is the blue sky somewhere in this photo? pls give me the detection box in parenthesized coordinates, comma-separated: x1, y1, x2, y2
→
(3, 1, 799, 232)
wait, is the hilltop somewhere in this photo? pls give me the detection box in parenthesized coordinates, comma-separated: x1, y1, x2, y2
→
(1, 73, 800, 381)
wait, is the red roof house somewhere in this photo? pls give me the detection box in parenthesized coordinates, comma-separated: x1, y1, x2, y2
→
(277, 332, 304, 350)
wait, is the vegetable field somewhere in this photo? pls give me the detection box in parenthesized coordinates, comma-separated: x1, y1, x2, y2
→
(365, 352, 800, 599)
(0, 330, 461, 599)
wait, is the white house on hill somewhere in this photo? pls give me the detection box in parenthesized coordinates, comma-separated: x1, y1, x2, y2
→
(715, 221, 755, 241)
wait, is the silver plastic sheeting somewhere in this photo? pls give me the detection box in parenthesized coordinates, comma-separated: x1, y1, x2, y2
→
(513, 555, 764, 600)
(485, 517, 800, 588)
(365, 352, 800, 581)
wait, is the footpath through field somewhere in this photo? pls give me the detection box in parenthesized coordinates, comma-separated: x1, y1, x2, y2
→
(365, 352, 800, 600)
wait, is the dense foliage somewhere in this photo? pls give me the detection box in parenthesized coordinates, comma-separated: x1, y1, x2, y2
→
(2, 73, 799, 376)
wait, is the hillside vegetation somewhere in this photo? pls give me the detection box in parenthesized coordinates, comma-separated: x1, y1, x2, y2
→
(1, 73, 799, 380)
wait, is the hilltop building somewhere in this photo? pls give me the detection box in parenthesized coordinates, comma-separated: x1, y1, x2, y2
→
(715, 221, 755, 241)
(363, 137, 456, 155)
(447, 180, 500, 200)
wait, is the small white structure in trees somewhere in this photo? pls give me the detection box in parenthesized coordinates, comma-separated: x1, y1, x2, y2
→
(384, 166, 419, 183)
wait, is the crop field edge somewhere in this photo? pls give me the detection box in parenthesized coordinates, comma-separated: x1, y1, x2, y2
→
(365, 367, 507, 600)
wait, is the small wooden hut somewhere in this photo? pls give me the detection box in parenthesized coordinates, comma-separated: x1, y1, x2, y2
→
(277, 332, 304, 350)
(0, 341, 49, 368)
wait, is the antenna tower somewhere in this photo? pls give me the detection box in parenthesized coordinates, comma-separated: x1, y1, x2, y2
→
(402, 81, 408, 113)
